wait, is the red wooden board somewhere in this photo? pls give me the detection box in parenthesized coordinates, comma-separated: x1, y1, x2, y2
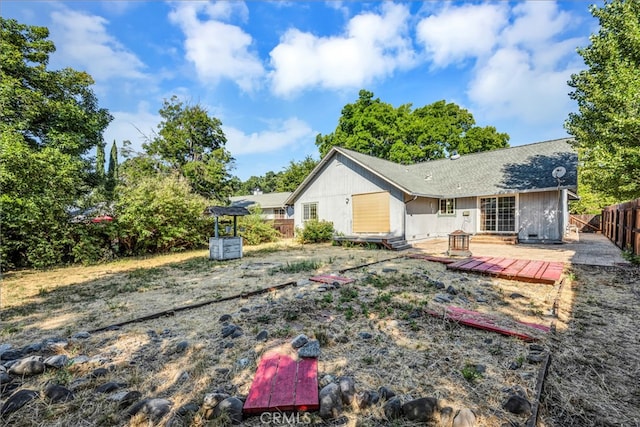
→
(294, 358, 319, 411)
(539, 263, 564, 283)
(269, 355, 297, 411)
(243, 353, 319, 414)
(427, 306, 540, 342)
(447, 256, 564, 285)
(244, 354, 281, 413)
(488, 258, 517, 274)
(475, 258, 504, 273)
(518, 260, 545, 279)
(449, 257, 491, 270)
(501, 259, 530, 277)
(309, 275, 354, 285)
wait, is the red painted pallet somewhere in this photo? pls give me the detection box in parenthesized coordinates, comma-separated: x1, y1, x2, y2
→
(426, 306, 546, 342)
(447, 257, 563, 285)
(244, 353, 319, 414)
(309, 274, 354, 285)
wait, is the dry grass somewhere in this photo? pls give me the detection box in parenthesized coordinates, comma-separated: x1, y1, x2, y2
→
(1, 243, 637, 426)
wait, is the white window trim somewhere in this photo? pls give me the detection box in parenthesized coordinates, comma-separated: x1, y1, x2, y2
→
(476, 194, 518, 234)
(438, 198, 456, 216)
(302, 202, 318, 222)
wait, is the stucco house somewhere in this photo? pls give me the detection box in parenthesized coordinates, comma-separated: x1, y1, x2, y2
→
(229, 191, 293, 220)
(285, 138, 578, 246)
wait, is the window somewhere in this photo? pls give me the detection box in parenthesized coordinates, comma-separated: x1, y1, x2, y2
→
(302, 202, 318, 221)
(439, 198, 455, 215)
(274, 208, 286, 219)
(480, 196, 515, 232)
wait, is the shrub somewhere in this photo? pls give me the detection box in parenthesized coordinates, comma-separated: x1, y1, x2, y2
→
(238, 206, 281, 245)
(296, 219, 334, 244)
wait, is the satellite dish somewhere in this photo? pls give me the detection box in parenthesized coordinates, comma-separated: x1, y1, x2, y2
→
(552, 166, 566, 179)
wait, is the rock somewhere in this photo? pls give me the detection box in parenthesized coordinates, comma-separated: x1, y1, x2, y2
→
(529, 344, 545, 352)
(44, 384, 74, 403)
(237, 358, 250, 368)
(240, 307, 250, 313)
(408, 309, 422, 319)
(89, 368, 109, 378)
(0, 389, 39, 416)
(8, 358, 45, 376)
(42, 338, 68, 352)
(527, 352, 546, 363)
(118, 390, 142, 409)
(319, 383, 342, 419)
(510, 292, 525, 299)
(203, 392, 231, 411)
(96, 382, 127, 393)
(219, 314, 232, 322)
(213, 397, 243, 424)
(335, 335, 349, 343)
(176, 402, 199, 416)
(402, 397, 439, 422)
(21, 342, 43, 354)
(446, 285, 457, 295)
(453, 408, 477, 427)
(0, 371, 10, 383)
(378, 386, 396, 401)
(503, 394, 531, 415)
(71, 355, 90, 365)
(256, 330, 269, 342)
(127, 398, 172, 423)
(0, 350, 24, 361)
(68, 377, 91, 391)
(291, 334, 309, 349)
(354, 390, 375, 409)
(44, 355, 68, 369)
(383, 396, 402, 420)
(175, 341, 189, 353)
(474, 364, 486, 374)
(0, 344, 11, 356)
(382, 268, 397, 273)
(298, 340, 320, 358)
(338, 376, 355, 405)
(230, 329, 244, 339)
(72, 331, 90, 339)
(508, 361, 522, 370)
(440, 406, 454, 426)
(434, 293, 453, 303)
(358, 332, 373, 340)
(173, 371, 189, 384)
(319, 374, 335, 388)
(221, 324, 239, 338)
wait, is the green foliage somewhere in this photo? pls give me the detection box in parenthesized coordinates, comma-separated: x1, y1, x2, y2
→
(70, 221, 119, 265)
(269, 259, 322, 275)
(144, 96, 234, 201)
(566, 0, 640, 201)
(115, 174, 212, 255)
(96, 142, 106, 183)
(296, 220, 335, 244)
(316, 90, 509, 164)
(238, 206, 281, 246)
(461, 364, 483, 383)
(105, 141, 118, 199)
(622, 247, 640, 264)
(232, 156, 318, 196)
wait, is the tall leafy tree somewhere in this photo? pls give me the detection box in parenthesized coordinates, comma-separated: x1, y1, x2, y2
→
(316, 89, 509, 164)
(96, 142, 106, 183)
(565, 0, 640, 201)
(0, 18, 112, 268)
(275, 156, 318, 191)
(105, 140, 118, 199)
(144, 96, 234, 201)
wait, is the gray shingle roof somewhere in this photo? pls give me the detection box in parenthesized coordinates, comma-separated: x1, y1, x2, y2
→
(229, 192, 292, 209)
(287, 138, 577, 203)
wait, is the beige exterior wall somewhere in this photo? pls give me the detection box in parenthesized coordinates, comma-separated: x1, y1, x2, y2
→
(405, 196, 477, 242)
(518, 190, 564, 242)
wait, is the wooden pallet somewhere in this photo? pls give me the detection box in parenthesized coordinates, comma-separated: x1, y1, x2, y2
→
(447, 257, 564, 285)
(243, 353, 319, 414)
(426, 306, 548, 342)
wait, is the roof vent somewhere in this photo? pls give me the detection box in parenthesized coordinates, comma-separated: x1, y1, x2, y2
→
(450, 150, 460, 160)
(424, 172, 432, 181)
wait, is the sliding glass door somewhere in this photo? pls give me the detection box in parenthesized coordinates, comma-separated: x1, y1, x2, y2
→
(480, 196, 516, 232)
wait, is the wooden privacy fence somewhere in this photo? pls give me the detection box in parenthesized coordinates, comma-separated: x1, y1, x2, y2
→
(569, 214, 601, 233)
(602, 198, 640, 256)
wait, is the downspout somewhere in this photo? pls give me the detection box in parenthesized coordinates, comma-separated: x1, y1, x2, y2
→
(403, 195, 418, 241)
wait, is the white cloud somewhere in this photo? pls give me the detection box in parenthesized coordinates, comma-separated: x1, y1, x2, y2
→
(168, 2, 264, 91)
(416, 3, 508, 67)
(102, 103, 161, 156)
(50, 10, 146, 81)
(269, 3, 415, 96)
(224, 118, 314, 155)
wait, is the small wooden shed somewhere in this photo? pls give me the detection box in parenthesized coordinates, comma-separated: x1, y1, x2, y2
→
(205, 206, 250, 260)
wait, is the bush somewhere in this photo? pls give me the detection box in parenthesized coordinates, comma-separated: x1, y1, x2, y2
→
(71, 221, 119, 265)
(296, 219, 334, 244)
(238, 206, 281, 245)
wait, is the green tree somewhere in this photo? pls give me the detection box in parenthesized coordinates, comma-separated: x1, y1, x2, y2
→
(0, 18, 112, 268)
(565, 0, 640, 201)
(316, 90, 509, 164)
(96, 142, 106, 182)
(144, 96, 234, 201)
(105, 140, 118, 199)
(275, 156, 318, 191)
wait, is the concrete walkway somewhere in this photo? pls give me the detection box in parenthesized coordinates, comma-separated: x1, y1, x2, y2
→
(411, 233, 629, 267)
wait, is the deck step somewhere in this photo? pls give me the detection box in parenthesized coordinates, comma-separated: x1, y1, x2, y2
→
(471, 235, 518, 245)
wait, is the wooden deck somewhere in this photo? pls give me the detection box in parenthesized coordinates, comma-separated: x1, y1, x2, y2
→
(243, 353, 319, 414)
(446, 257, 564, 285)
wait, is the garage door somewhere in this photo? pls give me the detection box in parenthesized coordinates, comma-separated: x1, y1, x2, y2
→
(352, 191, 390, 233)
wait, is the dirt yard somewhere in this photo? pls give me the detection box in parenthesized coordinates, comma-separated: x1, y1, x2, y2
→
(1, 242, 638, 426)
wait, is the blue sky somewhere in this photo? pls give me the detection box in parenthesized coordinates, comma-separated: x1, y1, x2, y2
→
(4, 1, 600, 180)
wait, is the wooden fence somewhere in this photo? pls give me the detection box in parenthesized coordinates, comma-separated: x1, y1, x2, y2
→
(601, 198, 640, 256)
(569, 214, 601, 233)
(273, 219, 295, 239)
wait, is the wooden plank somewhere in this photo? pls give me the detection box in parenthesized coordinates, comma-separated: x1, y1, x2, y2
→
(487, 258, 516, 274)
(538, 263, 564, 283)
(243, 354, 281, 413)
(448, 256, 491, 270)
(309, 275, 354, 285)
(294, 358, 319, 411)
(268, 355, 297, 411)
(518, 260, 545, 279)
(501, 259, 530, 278)
(427, 306, 538, 342)
(474, 258, 503, 273)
